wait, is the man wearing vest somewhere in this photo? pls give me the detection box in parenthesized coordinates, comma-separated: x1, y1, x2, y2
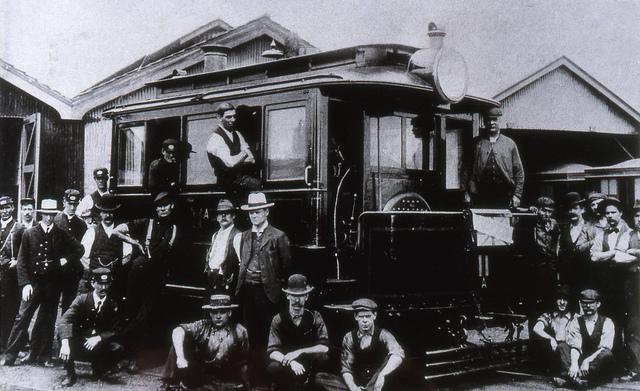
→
(115, 191, 182, 372)
(58, 268, 125, 387)
(0, 196, 25, 352)
(205, 198, 241, 296)
(236, 192, 292, 351)
(78, 196, 130, 302)
(76, 168, 109, 219)
(267, 274, 329, 391)
(19, 197, 36, 229)
(614, 200, 640, 380)
(1, 199, 83, 367)
(556, 289, 616, 388)
(559, 192, 588, 292)
(54, 189, 88, 314)
(206, 102, 261, 198)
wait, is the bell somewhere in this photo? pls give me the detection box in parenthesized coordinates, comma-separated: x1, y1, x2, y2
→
(261, 40, 284, 60)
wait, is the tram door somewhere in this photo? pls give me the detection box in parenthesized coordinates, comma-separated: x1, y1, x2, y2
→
(17, 113, 41, 210)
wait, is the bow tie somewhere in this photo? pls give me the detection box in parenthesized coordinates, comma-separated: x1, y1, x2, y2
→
(605, 227, 619, 234)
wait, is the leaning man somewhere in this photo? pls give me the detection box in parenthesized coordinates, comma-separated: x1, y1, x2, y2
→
(267, 274, 329, 390)
(58, 268, 125, 387)
(159, 294, 251, 391)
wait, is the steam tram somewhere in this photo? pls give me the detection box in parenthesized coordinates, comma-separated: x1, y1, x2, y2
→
(104, 27, 537, 381)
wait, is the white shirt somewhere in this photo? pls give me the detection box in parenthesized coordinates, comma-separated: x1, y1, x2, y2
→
(40, 222, 53, 234)
(206, 127, 251, 167)
(81, 223, 132, 260)
(208, 224, 234, 271)
(1, 217, 13, 229)
(570, 219, 585, 243)
(76, 189, 109, 218)
(251, 221, 269, 236)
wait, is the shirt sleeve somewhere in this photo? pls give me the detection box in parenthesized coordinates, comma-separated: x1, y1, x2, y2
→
(207, 133, 235, 168)
(379, 329, 405, 359)
(616, 231, 631, 251)
(535, 312, 551, 330)
(266, 314, 283, 354)
(80, 228, 96, 259)
(76, 195, 93, 218)
(566, 317, 582, 352)
(340, 332, 355, 374)
(599, 318, 615, 350)
(180, 319, 206, 345)
(313, 311, 330, 346)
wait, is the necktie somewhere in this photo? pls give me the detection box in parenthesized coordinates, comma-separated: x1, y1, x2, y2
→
(96, 299, 103, 313)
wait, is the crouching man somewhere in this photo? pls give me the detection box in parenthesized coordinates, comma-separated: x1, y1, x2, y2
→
(555, 289, 616, 388)
(267, 274, 329, 390)
(532, 285, 575, 372)
(58, 268, 125, 387)
(159, 294, 251, 391)
(317, 298, 404, 391)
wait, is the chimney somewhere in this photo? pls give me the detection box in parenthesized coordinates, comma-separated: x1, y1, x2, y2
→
(427, 22, 446, 49)
(201, 43, 230, 72)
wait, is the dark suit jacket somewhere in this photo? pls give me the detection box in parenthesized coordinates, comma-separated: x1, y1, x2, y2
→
(17, 224, 84, 287)
(53, 212, 87, 272)
(58, 292, 121, 341)
(235, 224, 291, 304)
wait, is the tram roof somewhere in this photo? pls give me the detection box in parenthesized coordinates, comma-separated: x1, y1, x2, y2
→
(104, 44, 497, 117)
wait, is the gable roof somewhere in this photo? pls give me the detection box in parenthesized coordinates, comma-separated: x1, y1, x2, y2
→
(0, 58, 75, 119)
(494, 56, 640, 125)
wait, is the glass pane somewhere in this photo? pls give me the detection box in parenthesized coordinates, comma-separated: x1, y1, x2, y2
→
(370, 116, 402, 168)
(186, 116, 219, 185)
(405, 126, 424, 170)
(266, 106, 307, 180)
(117, 125, 145, 186)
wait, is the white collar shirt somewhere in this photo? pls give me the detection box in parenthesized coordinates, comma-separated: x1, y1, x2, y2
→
(208, 224, 234, 271)
(1, 217, 13, 229)
(251, 221, 269, 236)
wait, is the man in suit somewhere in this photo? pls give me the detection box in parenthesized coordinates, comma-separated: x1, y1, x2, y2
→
(558, 192, 588, 292)
(206, 102, 261, 198)
(54, 189, 88, 314)
(0, 196, 25, 351)
(58, 268, 125, 387)
(76, 168, 109, 219)
(1, 199, 83, 367)
(205, 199, 241, 295)
(236, 192, 291, 350)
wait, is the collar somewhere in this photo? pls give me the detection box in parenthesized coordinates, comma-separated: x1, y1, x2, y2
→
(488, 133, 501, 143)
(570, 218, 584, 228)
(219, 125, 235, 138)
(288, 308, 306, 322)
(219, 224, 234, 234)
(582, 313, 598, 323)
(1, 217, 13, 228)
(552, 311, 573, 320)
(40, 222, 53, 232)
(97, 189, 109, 196)
(64, 211, 75, 220)
(357, 326, 375, 339)
(251, 221, 269, 234)
(605, 222, 622, 234)
(92, 291, 107, 307)
(101, 222, 114, 231)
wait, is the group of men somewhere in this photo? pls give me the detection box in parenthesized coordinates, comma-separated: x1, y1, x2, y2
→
(529, 191, 640, 387)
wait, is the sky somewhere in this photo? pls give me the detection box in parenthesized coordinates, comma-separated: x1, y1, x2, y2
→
(2, 0, 640, 109)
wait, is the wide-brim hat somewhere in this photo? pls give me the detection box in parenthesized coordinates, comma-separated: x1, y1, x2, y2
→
(216, 198, 236, 213)
(564, 192, 585, 207)
(202, 294, 239, 310)
(598, 196, 622, 213)
(36, 199, 60, 214)
(95, 195, 121, 212)
(241, 192, 274, 211)
(282, 274, 314, 295)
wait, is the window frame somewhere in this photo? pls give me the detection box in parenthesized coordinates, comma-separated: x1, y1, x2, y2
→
(112, 121, 147, 192)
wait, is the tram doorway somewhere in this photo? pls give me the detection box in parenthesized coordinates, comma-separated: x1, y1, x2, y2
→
(0, 117, 22, 198)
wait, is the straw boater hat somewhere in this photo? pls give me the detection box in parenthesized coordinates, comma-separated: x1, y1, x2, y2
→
(202, 294, 239, 311)
(282, 274, 314, 295)
(241, 192, 274, 211)
(216, 199, 236, 214)
(37, 199, 60, 214)
(95, 195, 121, 212)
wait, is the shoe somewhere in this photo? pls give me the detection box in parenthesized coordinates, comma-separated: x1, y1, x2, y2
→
(0, 357, 15, 366)
(621, 371, 639, 381)
(61, 374, 77, 387)
(552, 377, 568, 387)
(571, 378, 589, 389)
(18, 353, 34, 365)
(41, 359, 56, 368)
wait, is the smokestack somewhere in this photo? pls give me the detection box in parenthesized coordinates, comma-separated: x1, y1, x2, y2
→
(201, 43, 230, 72)
(427, 22, 446, 49)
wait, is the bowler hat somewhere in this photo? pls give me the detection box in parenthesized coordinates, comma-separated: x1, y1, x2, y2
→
(282, 274, 314, 295)
(36, 199, 60, 214)
(598, 196, 622, 213)
(485, 107, 502, 119)
(95, 195, 120, 212)
(93, 168, 109, 179)
(579, 289, 601, 303)
(536, 196, 555, 209)
(64, 189, 81, 204)
(91, 268, 112, 284)
(202, 294, 239, 311)
(0, 196, 14, 207)
(351, 298, 378, 312)
(216, 199, 235, 214)
(162, 139, 179, 153)
(153, 191, 174, 206)
(20, 198, 35, 206)
(241, 192, 274, 211)
(564, 192, 585, 207)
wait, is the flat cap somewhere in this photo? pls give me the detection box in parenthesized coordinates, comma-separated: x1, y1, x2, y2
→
(64, 189, 81, 203)
(579, 289, 600, 303)
(153, 191, 174, 206)
(598, 196, 622, 213)
(93, 168, 109, 179)
(587, 192, 605, 203)
(485, 107, 502, 119)
(352, 298, 378, 312)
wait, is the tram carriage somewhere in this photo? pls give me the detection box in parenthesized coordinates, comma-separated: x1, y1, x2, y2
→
(103, 25, 538, 381)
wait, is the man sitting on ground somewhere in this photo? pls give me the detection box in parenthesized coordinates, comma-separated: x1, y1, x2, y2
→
(159, 294, 251, 391)
(267, 274, 329, 390)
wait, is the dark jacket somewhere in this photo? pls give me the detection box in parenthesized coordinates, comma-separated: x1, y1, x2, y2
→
(58, 292, 121, 341)
(235, 224, 291, 303)
(53, 212, 87, 272)
(467, 134, 525, 198)
(17, 224, 84, 287)
(148, 158, 179, 196)
(0, 219, 25, 264)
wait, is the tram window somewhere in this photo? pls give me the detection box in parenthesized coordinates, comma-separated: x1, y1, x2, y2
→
(601, 178, 618, 197)
(369, 116, 402, 168)
(405, 126, 424, 169)
(185, 115, 219, 185)
(265, 105, 308, 180)
(116, 124, 145, 186)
